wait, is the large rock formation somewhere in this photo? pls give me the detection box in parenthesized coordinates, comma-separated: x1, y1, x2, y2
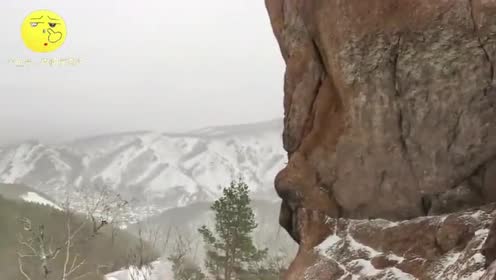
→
(265, 0, 496, 278)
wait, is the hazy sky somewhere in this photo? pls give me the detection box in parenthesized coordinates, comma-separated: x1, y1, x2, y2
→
(0, 0, 285, 145)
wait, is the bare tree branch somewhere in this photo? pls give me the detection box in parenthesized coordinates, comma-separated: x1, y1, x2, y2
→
(17, 256, 32, 280)
(16, 184, 130, 280)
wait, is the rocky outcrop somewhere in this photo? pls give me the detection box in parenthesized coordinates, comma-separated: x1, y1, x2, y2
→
(266, 0, 496, 279)
(301, 206, 494, 279)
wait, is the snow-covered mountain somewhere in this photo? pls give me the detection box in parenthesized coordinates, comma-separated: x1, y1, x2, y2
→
(0, 119, 285, 218)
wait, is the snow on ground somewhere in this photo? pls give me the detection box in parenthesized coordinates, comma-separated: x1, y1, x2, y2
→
(316, 213, 493, 280)
(105, 260, 173, 280)
(21, 192, 62, 210)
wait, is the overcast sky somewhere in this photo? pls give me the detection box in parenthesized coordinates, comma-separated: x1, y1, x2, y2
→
(0, 0, 285, 145)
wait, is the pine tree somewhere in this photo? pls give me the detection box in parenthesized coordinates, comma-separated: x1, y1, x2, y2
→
(198, 178, 268, 280)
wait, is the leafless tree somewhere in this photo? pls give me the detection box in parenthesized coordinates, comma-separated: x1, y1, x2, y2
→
(168, 233, 190, 267)
(138, 221, 175, 255)
(126, 223, 181, 280)
(126, 221, 171, 270)
(168, 230, 206, 280)
(17, 218, 60, 280)
(16, 213, 88, 280)
(16, 186, 128, 280)
(75, 184, 129, 236)
(126, 223, 155, 280)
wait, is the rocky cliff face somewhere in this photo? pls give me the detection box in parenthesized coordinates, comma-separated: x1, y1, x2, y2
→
(265, 0, 496, 278)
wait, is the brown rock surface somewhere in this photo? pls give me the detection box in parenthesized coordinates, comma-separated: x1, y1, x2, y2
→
(265, 0, 496, 279)
(300, 207, 494, 279)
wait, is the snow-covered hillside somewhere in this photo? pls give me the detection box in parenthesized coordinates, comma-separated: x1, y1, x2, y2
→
(20, 192, 63, 210)
(0, 119, 285, 219)
(0, 183, 62, 210)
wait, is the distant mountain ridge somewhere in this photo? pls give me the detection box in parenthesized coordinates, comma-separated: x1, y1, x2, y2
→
(0, 119, 285, 219)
